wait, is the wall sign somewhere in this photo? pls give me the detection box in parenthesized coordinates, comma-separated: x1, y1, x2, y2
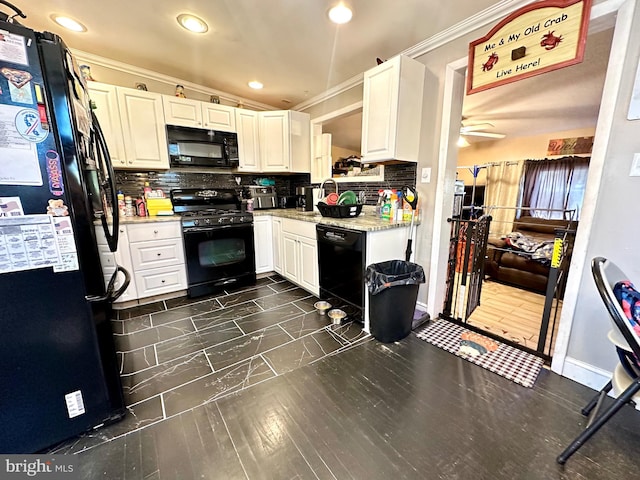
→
(467, 0, 592, 95)
(547, 136, 593, 156)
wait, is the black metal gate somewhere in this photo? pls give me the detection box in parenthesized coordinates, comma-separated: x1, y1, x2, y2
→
(442, 215, 492, 321)
(441, 213, 577, 360)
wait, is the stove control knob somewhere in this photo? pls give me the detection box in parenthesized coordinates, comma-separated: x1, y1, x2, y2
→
(205, 218, 211, 225)
(218, 217, 225, 224)
(229, 217, 235, 223)
(194, 219, 200, 226)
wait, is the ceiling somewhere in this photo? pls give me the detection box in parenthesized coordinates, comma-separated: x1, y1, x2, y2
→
(5, 1, 613, 147)
(9, 0, 500, 107)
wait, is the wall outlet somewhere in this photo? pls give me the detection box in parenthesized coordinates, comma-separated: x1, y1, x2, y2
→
(631, 153, 640, 177)
(421, 167, 431, 183)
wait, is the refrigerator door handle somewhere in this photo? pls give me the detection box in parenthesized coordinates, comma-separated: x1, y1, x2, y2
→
(91, 109, 120, 253)
(86, 265, 131, 303)
(0, 1, 27, 20)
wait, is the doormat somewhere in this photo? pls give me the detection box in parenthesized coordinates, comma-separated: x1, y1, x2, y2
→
(415, 320, 544, 388)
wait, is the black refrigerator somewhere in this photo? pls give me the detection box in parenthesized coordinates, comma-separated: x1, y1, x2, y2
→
(0, 11, 129, 453)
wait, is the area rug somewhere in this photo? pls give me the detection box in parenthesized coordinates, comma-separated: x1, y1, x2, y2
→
(415, 320, 544, 388)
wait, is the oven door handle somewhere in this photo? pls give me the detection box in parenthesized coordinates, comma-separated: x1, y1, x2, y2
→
(183, 223, 253, 234)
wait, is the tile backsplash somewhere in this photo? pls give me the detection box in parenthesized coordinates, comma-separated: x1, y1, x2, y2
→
(115, 163, 416, 206)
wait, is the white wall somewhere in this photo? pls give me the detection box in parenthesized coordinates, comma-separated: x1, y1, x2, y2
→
(332, 145, 360, 161)
(563, 2, 640, 374)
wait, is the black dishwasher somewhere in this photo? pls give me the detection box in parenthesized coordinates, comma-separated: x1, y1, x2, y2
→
(316, 224, 367, 322)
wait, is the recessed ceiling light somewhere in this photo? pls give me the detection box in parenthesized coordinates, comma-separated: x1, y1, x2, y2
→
(177, 14, 209, 33)
(248, 81, 263, 90)
(328, 3, 353, 24)
(51, 15, 87, 32)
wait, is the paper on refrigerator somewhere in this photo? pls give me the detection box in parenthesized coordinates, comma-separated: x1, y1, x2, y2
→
(0, 214, 62, 274)
(0, 104, 43, 186)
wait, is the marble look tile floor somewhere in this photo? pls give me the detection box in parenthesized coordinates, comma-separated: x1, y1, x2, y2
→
(49, 274, 369, 454)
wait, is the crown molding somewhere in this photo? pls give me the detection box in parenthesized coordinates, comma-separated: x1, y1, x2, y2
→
(293, 73, 364, 112)
(71, 49, 275, 111)
(401, 0, 534, 59)
(294, 0, 535, 112)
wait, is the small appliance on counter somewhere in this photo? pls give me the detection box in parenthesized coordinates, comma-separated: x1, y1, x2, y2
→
(296, 186, 315, 212)
(279, 196, 297, 209)
(247, 185, 277, 209)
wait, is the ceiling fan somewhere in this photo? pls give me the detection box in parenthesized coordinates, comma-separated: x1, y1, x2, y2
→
(459, 122, 506, 139)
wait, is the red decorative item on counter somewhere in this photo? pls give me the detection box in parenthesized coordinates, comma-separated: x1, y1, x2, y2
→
(136, 198, 147, 217)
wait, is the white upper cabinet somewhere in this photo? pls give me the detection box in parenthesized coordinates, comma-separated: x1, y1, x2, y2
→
(361, 55, 425, 163)
(236, 109, 260, 172)
(259, 110, 310, 173)
(164, 96, 236, 132)
(202, 103, 236, 132)
(87, 82, 126, 167)
(89, 83, 169, 170)
(162, 96, 202, 128)
(117, 88, 169, 169)
(260, 111, 289, 172)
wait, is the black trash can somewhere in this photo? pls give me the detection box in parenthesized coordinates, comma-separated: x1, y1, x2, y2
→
(365, 260, 425, 343)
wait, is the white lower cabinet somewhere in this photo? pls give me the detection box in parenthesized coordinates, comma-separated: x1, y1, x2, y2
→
(298, 236, 319, 294)
(253, 216, 273, 274)
(126, 222, 186, 300)
(134, 264, 187, 299)
(96, 221, 187, 304)
(282, 232, 299, 280)
(272, 217, 283, 274)
(96, 226, 137, 304)
(278, 218, 318, 296)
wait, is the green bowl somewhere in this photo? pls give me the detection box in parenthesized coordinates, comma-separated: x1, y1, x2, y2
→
(337, 190, 357, 205)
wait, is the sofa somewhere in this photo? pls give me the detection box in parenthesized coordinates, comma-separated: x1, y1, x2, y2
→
(484, 216, 577, 294)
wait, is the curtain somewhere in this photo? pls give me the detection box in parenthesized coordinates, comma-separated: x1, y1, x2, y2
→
(520, 157, 589, 220)
(484, 160, 524, 236)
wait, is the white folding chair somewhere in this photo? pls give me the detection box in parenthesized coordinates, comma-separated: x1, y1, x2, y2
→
(557, 257, 640, 464)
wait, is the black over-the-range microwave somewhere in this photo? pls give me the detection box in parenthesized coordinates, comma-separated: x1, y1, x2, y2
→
(167, 125, 239, 168)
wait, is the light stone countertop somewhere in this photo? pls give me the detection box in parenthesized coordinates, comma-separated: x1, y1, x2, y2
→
(253, 207, 417, 232)
(110, 209, 418, 232)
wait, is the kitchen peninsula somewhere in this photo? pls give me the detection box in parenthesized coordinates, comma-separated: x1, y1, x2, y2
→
(102, 207, 418, 333)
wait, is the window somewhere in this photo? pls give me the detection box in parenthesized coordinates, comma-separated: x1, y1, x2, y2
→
(518, 157, 589, 220)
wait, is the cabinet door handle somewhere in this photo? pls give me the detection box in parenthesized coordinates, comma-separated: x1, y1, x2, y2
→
(161, 279, 166, 283)
(157, 253, 162, 256)
(154, 230, 159, 234)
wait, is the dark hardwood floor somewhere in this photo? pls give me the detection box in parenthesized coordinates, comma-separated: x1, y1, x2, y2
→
(73, 328, 640, 479)
(38, 273, 640, 478)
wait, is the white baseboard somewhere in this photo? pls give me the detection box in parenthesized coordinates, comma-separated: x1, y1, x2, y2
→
(562, 356, 611, 392)
(562, 356, 640, 410)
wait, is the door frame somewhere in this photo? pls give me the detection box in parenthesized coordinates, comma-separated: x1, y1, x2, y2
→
(428, 0, 636, 376)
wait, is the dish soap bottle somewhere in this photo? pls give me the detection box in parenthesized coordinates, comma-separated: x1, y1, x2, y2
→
(380, 191, 391, 221)
(375, 189, 384, 217)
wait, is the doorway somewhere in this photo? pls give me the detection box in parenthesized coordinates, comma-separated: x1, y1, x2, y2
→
(427, 0, 634, 373)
